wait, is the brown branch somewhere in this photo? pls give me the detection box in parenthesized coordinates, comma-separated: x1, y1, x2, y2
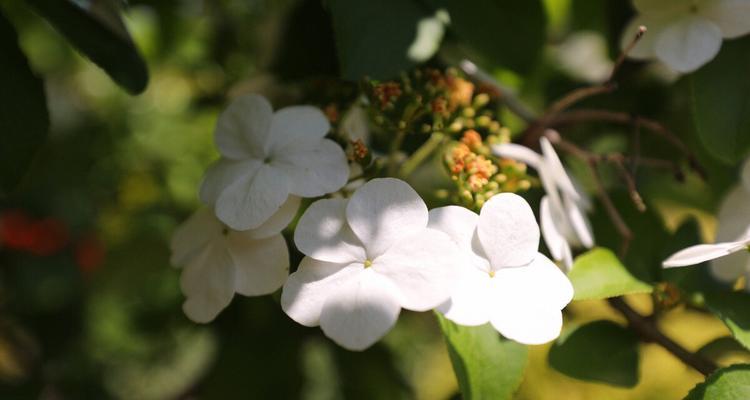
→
(608, 297, 718, 376)
(608, 25, 647, 83)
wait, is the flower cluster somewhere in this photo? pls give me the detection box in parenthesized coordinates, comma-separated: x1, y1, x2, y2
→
(170, 92, 574, 351)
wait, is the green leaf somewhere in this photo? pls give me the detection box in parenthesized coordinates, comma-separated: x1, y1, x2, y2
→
(690, 36, 750, 164)
(705, 292, 750, 351)
(432, 0, 546, 73)
(327, 0, 436, 81)
(568, 248, 653, 301)
(26, 0, 149, 94)
(0, 10, 49, 194)
(436, 314, 527, 400)
(548, 320, 640, 387)
(685, 364, 750, 400)
(696, 337, 750, 362)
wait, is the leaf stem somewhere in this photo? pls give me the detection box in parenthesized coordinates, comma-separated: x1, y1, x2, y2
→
(398, 132, 445, 178)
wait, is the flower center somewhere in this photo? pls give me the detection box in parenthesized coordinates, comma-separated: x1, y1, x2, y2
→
(364, 259, 373, 268)
(488, 270, 495, 278)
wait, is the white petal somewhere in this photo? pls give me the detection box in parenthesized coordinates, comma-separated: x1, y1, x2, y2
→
(320, 269, 403, 351)
(540, 136, 580, 202)
(716, 186, 750, 244)
(228, 233, 289, 296)
(654, 16, 722, 73)
(491, 143, 542, 169)
(437, 265, 492, 326)
(621, 16, 661, 60)
(180, 240, 236, 323)
(710, 249, 750, 284)
(492, 254, 574, 310)
(267, 106, 331, 155)
(662, 241, 748, 268)
(340, 105, 370, 143)
(170, 208, 223, 267)
(215, 164, 290, 230)
(373, 228, 459, 311)
(281, 257, 362, 327)
(490, 305, 564, 345)
(563, 193, 595, 248)
(700, 0, 750, 38)
(346, 178, 428, 258)
(244, 195, 301, 239)
(215, 94, 273, 160)
(477, 193, 540, 269)
(428, 206, 491, 271)
(199, 158, 261, 206)
(294, 198, 366, 263)
(540, 196, 573, 267)
(273, 139, 349, 197)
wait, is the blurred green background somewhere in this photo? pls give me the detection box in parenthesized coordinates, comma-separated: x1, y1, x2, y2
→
(0, 0, 746, 399)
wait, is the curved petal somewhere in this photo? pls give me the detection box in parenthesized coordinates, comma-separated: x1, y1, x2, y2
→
(710, 250, 750, 284)
(229, 233, 289, 296)
(563, 193, 595, 248)
(428, 206, 491, 271)
(540, 196, 573, 268)
(620, 16, 662, 60)
(700, 0, 750, 38)
(373, 228, 459, 311)
(170, 208, 223, 267)
(180, 241, 236, 323)
(492, 254, 574, 310)
(294, 198, 366, 263)
(491, 143, 542, 169)
(662, 241, 747, 268)
(346, 178, 428, 258)
(716, 186, 750, 244)
(340, 105, 370, 143)
(215, 94, 273, 159)
(477, 193, 540, 269)
(437, 265, 492, 326)
(199, 158, 261, 206)
(267, 106, 331, 155)
(281, 258, 362, 327)
(244, 195, 301, 239)
(654, 16, 722, 73)
(273, 139, 349, 197)
(319, 269, 403, 351)
(540, 136, 580, 202)
(215, 164, 290, 230)
(490, 306, 564, 345)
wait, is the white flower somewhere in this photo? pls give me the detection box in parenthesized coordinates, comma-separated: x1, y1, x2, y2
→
(170, 196, 299, 323)
(492, 135, 594, 270)
(621, 0, 750, 72)
(281, 178, 460, 351)
(201, 94, 349, 230)
(429, 194, 574, 345)
(663, 159, 750, 285)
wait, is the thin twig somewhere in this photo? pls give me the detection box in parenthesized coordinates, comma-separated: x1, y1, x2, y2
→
(398, 132, 445, 178)
(608, 297, 718, 376)
(608, 25, 647, 83)
(611, 157, 647, 212)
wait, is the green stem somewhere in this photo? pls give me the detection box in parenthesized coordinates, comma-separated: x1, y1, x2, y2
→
(387, 128, 408, 176)
(398, 132, 445, 178)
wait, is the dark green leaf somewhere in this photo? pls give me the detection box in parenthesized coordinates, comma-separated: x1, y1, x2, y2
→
(691, 36, 750, 164)
(568, 248, 652, 301)
(327, 0, 434, 81)
(685, 364, 750, 400)
(548, 320, 640, 387)
(705, 292, 750, 351)
(26, 0, 149, 94)
(696, 337, 750, 362)
(432, 0, 546, 73)
(0, 10, 49, 194)
(437, 314, 527, 400)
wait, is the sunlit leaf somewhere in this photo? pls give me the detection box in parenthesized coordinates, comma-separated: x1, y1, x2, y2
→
(548, 320, 640, 387)
(568, 248, 653, 301)
(685, 364, 750, 400)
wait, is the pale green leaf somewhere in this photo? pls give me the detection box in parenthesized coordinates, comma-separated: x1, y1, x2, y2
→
(568, 248, 653, 301)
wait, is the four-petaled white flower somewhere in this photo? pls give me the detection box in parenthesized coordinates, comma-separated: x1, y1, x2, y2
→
(281, 178, 461, 351)
(493, 134, 594, 270)
(429, 194, 574, 345)
(621, 0, 750, 72)
(201, 94, 349, 230)
(170, 196, 299, 323)
(663, 159, 750, 286)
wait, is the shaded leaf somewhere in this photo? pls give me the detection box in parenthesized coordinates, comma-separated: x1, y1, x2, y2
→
(436, 314, 527, 400)
(548, 320, 640, 387)
(685, 364, 750, 400)
(705, 292, 750, 351)
(697, 337, 750, 363)
(569, 248, 652, 301)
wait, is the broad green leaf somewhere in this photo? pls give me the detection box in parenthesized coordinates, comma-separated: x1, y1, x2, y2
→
(26, 0, 149, 94)
(327, 0, 436, 81)
(690, 36, 750, 164)
(685, 364, 750, 400)
(705, 292, 750, 351)
(568, 248, 653, 301)
(548, 320, 640, 387)
(0, 10, 49, 194)
(431, 0, 546, 73)
(436, 314, 527, 400)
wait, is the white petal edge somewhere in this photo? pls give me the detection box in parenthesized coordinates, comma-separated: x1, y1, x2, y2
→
(215, 164, 290, 230)
(540, 196, 572, 268)
(294, 198, 366, 264)
(273, 139, 349, 197)
(490, 305, 564, 345)
(170, 208, 223, 267)
(662, 241, 748, 268)
(180, 241, 236, 323)
(654, 16, 722, 73)
(215, 94, 273, 160)
(477, 193, 540, 269)
(700, 0, 750, 38)
(243, 195, 301, 239)
(199, 158, 261, 206)
(540, 135, 580, 202)
(437, 265, 492, 326)
(491, 143, 542, 169)
(229, 233, 290, 296)
(266, 105, 331, 155)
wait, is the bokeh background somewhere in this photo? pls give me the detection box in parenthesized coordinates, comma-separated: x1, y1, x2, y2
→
(1, 0, 747, 399)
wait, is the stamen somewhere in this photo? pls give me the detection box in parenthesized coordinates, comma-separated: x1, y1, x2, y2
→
(364, 259, 373, 268)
